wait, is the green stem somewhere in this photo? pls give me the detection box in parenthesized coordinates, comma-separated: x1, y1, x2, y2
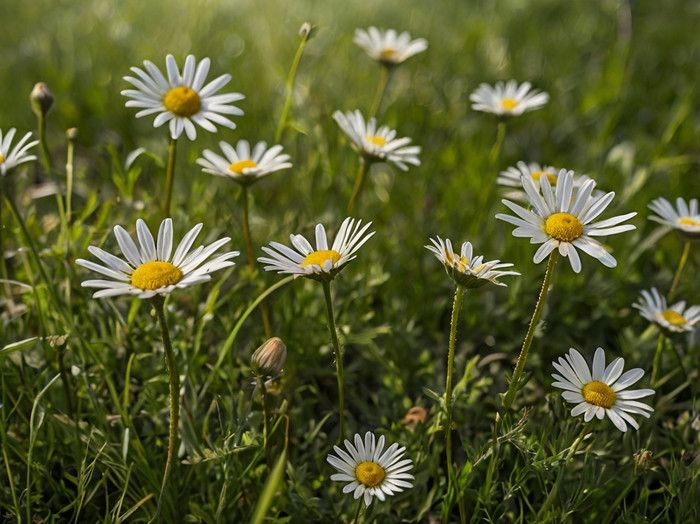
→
(275, 28, 312, 142)
(503, 251, 558, 410)
(369, 64, 392, 118)
(65, 130, 76, 224)
(322, 280, 345, 442)
(488, 121, 507, 166)
(347, 157, 370, 215)
(668, 239, 691, 301)
(650, 334, 665, 386)
(0, 374, 21, 521)
(352, 497, 363, 524)
(37, 112, 53, 176)
(259, 377, 271, 466)
(0, 177, 9, 295)
(163, 138, 177, 217)
(154, 297, 180, 517)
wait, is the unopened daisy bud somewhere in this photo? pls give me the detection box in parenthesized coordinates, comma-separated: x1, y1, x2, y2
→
(30, 82, 54, 117)
(633, 449, 653, 470)
(251, 337, 287, 376)
(401, 406, 429, 428)
(66, 128, 78, 141)
(299, 22, 316, 39)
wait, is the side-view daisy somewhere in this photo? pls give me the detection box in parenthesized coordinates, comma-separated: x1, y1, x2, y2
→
(77, 218, 238, 298)
(648, 196, 700, 238)
(633, 287, 700, 333)
(495, 169, 636, 272)
(258, 217, 375, 280)
(470, 80, 549, 117)
(327, 431, 414, 506)
(426, 236, 519, 288)
(0, 128, 39, 176)
(551, 347, 655, 432)
(353, 27, 428, 65)
(122, 54, 244, 140)
(196, 140, 292, 185)
(333, 110, 421, 171)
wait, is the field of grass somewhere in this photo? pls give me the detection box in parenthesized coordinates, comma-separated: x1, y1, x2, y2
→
(1, 0, 699, 522)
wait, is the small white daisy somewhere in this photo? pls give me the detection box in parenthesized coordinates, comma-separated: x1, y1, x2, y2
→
(327, 431, 414, 506)
(258, 217, 375, 280)
(633, 287, 700, 333)
(495, 169, 636, 273)
(353, 27, 428, 65)
(77, 218, 238, 299)
(551, 347, 655, 432)
(196, 140, 292, 185)
(470, 80, 549, 117)
(426, 236, 519, 288)
(333, 110, 421, 171)
(648, 197, 700, 238)
(0, 128, 39, 176)
(122, 54, 244, 141)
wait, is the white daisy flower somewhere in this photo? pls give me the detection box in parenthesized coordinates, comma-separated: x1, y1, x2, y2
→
(633, 287, 700, 333)
(498, 162, 601, 203)
(76, 218, 238, 299)
(551, 347, 655, 432)
(425, 236, 519, 288)
(0, 128, 39, 176)
(258, 217, 375, 280)
(327, 431, 414, 506)
(353, 27, 428, 65)
(470, 80, 549, 117)
(122, 54, 244, 141)
(333, 110, 421, 171)
(196, 140, 292, 185)
(495, 169, 636, 273)
(648, 197, 700, 238)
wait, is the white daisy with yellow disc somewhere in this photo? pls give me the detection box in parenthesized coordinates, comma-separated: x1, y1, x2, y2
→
(648, 196, 700, 238)
(0, 128, 39, 176)
(122, 54, 244, 141)
(496, 170, 636, 273)
(258, 217, 375, 280)
(353, 27, 428, 65)
(77, 218, 238, 298)
(327, 431, 414, 506)
(633, 287, 699, 333)
(498, 163, 601, 203)
(196, 140, 292, 184)
(470, 80, 549, 117)
(551, 347, 655, 432)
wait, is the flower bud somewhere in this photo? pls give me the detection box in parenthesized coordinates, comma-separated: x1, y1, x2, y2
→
(66, 128, 78, 140)
(251, 337, 287, 376)
(30, 82, 54, 117)
(633, 449, 653, 470)
(299, 22, 316, 39)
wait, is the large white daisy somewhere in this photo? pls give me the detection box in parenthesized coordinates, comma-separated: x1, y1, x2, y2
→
(196, 140, 292, 185)
(258, 217, 375, 280)
(551, 347, 655, 432)
(122, 54, 244, 141)
(648, 196, 700, 238)
(426, 236, 519, 288)
(77, 218, 238, 298)
(495, 169, 636, 273)
(470, 80, 549, 117)
(327, 431, 414, 506)
(0, 128, 39, 176)
(353, 27, 428, 65)
(333, 110, 420, 171)
(633, 287, 700, 333)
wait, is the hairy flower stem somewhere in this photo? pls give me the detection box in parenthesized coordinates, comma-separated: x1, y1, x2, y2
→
(347, 157, 370, 215)
(369, 64, 392, 118)
(322, 280, 345, 441)
(259, 377, 272, 466)
(503, 251, 558, 410)
(163, 138, 177, 217)
(668, 239, 691, 301)
(275, 28, 313, 142)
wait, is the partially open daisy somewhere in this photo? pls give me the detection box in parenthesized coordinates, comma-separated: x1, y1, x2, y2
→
(122, 54, 244, 140)
(353, 27, 428, 66)
(0, 128, 39, 176)
(77, 218, 238, 298)
(496, 169, 636, 272)
(333, 110, 421, 171)
(551, 347, 655, 432)
(648, 197, 700, 238)
(196, 140, 292, 185)
(327, 431, 414, 506)
(258, 217, 374, 281)
(470, 81, 549, 117)
(633, 287, 699, 333)
(426, 236, 519, 288)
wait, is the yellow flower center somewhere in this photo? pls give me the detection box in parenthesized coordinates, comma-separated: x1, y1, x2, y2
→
(544, 212, 584, 242)
(300, 249, 341, 268)
(367, 135, 387, 146)
(162, 86, 201, 117)
(678, 217, 700, 227)
(355, 461, 386, 487)
(228, 159, 257, 174)
(130, 261, 183, 290)
(0, 154, 5, 164)
(660, 309, 686, 326)
(500, 98, 519, 110)
(379, 48, 396, 60)
(582, 380, 616, 409)
(531, 170, 557, 185)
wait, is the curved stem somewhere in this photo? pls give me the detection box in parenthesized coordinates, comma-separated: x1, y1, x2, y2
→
(668, 239, 691, 301)
(154, 297, 180, 517)
(488, 121, 507, 166)
(322, 280, 345, 441)
(163, 138, 177, 217)
(650, 333, 665, 386)
(369, 64, 392, 118)
(347, 157, 370, 215)
(503, 251, 558, 410)
(37, 112, 53, 176)
(275, 29, 312, 142)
